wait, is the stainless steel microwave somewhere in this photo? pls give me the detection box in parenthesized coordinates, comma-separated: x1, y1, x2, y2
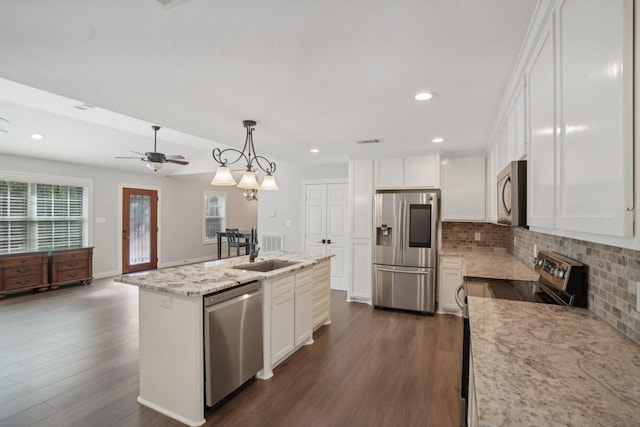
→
(497, 160, 526, 227)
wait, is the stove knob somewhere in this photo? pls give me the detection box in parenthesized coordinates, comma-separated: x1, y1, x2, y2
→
(538, 259, 544, 266)
(558, 269, 565, 279)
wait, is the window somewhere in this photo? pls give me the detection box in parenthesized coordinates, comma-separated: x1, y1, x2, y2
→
(0, 177, 89, 254)
(203, 191, 226, 243)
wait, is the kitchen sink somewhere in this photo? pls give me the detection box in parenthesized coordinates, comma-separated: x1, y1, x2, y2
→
(232, 259, 299, 272)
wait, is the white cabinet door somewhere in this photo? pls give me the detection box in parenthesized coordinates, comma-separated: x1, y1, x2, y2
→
(555, 0, 633, 236)
(312, 259, 331, 330)
(441, 157, 486, 221)
(375, 158, 404, 189)
(514, 82, 527, 160)
(486, 144, 498, 223)
(527, 14, 556, 229)
(348, 159, 374, 303)
(294, 270, 314, 347)
(437, 256, 463, 315)
(504, 106, 515, 164)
(404, 155, 440, 188)
(270, 276, 295, 366)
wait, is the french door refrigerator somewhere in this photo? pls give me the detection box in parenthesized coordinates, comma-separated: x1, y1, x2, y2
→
(373, 191, 438, 313)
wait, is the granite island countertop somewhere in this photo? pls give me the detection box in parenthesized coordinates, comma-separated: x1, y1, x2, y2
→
(468, 296, 640, 426)
(115, 251, 331, 296)
(441, 247, 539, 281)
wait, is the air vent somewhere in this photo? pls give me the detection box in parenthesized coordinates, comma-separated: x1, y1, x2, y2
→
(156, 0, 193, 8)
(356, 138, 383, 145)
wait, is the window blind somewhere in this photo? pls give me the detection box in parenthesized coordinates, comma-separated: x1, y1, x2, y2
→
(0, 179, 88, 254)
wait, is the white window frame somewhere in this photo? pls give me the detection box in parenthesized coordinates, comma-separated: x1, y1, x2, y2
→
(0, 171, 92, 254)
(203, 190, 226, 244)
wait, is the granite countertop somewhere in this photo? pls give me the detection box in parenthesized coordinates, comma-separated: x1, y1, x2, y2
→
(115, 251, 331, 297)
(440, 247, 539, 281)
(468, 296, 640, 426)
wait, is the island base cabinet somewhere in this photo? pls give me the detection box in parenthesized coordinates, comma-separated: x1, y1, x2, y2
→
(294, 269, 314, 347)
(313, 259, 331, 330)
(270, 278, 295, 366)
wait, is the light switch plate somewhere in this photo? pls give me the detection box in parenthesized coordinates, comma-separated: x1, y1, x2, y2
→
(474, 232, 481, 241)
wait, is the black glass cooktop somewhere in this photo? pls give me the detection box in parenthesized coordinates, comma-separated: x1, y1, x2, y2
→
(465, 277, 568, 306)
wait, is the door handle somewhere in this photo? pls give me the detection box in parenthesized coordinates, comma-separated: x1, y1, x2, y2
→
(318, 239, 326, 244)
(326, 239, 332, 244)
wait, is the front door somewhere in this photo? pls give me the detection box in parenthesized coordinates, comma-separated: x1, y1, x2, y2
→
(122, 187, 158, 273)
(304, 183, 347, 291)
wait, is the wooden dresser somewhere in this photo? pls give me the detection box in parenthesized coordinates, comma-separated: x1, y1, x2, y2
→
(0, 252, 49, 299)
(49, 247, 94, 289)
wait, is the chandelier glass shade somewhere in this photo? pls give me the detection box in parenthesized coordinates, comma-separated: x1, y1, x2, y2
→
(210, 120, 279, 198)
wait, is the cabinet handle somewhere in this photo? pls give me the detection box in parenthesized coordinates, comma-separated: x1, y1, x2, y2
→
(17, 278, 32, 285)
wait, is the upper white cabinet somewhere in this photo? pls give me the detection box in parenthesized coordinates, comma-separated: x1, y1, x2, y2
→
(375, 155, 440, 189)
(374, 158, 404, 188)
(527, 12, 556, 229)
(526, 0, 633, 236)
(514, 82, 527, 160)
(441, 156, 486, 221)
(553, 0, 633, 236)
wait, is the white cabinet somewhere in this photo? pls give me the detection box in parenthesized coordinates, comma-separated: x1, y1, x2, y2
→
(526, 1, 633, 237)
(553, 0, 633, 236)
(404, 155, 440, 188)
(374, 158, 404, 188)
(514, 82, 527, 160)
(437, 255, 463, 316)
(294, 269, 314, 347)
(270, 275, 295, 366)
(312, 259, 331, 330)
(441, 157, 486, 221)
(527, 12, 556, 229)
(348, 159, 374, 303)
(375, 155, 440, 189)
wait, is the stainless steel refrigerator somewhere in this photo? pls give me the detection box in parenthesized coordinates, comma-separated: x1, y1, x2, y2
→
(373, 190, 438, 313)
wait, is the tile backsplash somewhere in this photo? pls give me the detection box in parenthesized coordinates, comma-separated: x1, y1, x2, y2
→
(441, 221, 640, 344)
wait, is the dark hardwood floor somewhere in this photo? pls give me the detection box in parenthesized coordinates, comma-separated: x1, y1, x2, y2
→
(0, 278, 462, 427)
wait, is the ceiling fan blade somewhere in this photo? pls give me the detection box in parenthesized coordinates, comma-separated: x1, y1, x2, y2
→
(166, 159, 189, 165)
(115, 156, 145, 160)
(165, 154, 186, 160)
(130, 150, 145, 156)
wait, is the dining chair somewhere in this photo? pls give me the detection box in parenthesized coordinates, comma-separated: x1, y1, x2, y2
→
(226, 228, 249, 257)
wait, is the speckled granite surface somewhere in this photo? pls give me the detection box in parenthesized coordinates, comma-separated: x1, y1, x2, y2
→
(441, 247, 539, 281)
(468, 296, 640, 427)
(115, 251, 331, 296)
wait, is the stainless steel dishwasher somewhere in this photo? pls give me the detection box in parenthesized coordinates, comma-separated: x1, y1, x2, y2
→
(204, 281, 263, 407)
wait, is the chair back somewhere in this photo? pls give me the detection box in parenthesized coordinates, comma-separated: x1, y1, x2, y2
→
(226, 228, 240, 244)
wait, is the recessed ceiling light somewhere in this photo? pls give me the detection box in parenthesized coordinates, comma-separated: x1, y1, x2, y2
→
(432, 137, 445, 143)
(414, 92, 433, 101)
(310, 148, 320, 154)
(31, 134, 44, 140)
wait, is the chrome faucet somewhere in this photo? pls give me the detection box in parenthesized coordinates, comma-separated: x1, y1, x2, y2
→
(249, 227, 259, 262)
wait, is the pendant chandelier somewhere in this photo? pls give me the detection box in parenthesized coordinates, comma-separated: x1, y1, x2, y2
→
(210, 120, 279, 201)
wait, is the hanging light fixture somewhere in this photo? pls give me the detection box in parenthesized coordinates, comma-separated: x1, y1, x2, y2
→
(210, 120, 279, 200)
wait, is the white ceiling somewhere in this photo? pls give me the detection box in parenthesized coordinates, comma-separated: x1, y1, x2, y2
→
(0, 0, 538, 175)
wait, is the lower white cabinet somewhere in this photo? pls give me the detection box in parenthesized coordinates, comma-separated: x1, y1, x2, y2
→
(268, 267, 316, 368)
(270, 275, 295, 365)
(294, 269, 314, 347)
(437, 255, 463, 316)
(312, 259, 331, 330)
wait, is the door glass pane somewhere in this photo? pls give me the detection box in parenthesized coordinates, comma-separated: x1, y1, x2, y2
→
(129, 194, 151, 265)
(408, 204, 431, 248)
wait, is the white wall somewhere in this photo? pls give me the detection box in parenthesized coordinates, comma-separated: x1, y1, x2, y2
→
(0, 154, 256, 277)
(300, 163, 348, 180)
(257, 159, 302, 253)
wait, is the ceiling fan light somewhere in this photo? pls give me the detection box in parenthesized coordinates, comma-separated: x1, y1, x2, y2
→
(210, 165, 237, 186)
(147, 161, 163, 172)
(237, 170, 260, 189)
(260, 174, 279, 191)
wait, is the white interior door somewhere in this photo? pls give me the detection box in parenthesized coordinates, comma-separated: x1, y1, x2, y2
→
(304, 182, 347, 291)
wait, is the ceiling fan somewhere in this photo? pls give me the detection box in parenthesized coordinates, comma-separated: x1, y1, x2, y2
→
(115, 125, 189, 171)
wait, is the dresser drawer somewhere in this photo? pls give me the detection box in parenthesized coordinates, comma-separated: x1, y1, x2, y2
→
(4, 274, 47, 291)
(2, 264, 46, 278)
(51, 250, 91, 262)
(53, 269, 90, 284)
(52, 259, 89, 273)
(2, 253, 47, 268)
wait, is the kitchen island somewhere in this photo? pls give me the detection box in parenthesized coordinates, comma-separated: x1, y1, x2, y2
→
(468, 296, 640, 426)
(115, 251, 332, 427)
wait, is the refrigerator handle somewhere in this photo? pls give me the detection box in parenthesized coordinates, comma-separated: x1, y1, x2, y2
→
(401, 200, 407, 250)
